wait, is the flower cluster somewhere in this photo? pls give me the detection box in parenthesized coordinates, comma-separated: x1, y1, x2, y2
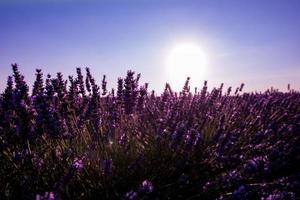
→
(0, 64, 299, 199)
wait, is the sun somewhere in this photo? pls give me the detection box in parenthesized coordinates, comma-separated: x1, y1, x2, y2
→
(166, 43, 207, 90)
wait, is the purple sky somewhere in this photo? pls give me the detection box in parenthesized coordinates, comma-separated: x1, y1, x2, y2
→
(1, 0, 300, 93)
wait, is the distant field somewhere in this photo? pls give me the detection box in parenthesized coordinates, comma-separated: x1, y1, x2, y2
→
(0, 64, 299, 199)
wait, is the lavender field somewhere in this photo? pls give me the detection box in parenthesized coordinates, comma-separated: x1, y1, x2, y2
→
(0, 64, 299, 199)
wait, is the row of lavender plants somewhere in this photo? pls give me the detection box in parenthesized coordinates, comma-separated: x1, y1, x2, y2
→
(0, 64, 299, 199)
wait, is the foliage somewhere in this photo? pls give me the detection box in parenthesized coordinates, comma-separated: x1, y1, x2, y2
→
(0, 64, 299, 199)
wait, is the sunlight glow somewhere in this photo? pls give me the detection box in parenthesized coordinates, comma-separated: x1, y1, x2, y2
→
(166, 43, 208, 90)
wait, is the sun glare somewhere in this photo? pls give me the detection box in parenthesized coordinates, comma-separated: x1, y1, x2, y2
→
(166, 43, 207, 90)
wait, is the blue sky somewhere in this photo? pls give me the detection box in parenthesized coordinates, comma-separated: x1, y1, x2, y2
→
(0, 0, 299, 93)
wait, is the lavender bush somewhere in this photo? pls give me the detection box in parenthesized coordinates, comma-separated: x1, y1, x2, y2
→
(0, 64, 299, 199)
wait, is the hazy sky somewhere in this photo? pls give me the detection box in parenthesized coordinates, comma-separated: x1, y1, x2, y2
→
(0, 0, 299, 93)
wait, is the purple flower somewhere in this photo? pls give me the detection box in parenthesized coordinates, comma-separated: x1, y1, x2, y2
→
(140, 180, 153, 193)
(72, 157, 83, 171)
(184, 132, 193, 151)
(36, 192, 55, 200)
(262, 190, 296, 200)
(118, 133, 128, 146)
(36, 194, 41, 200)
(124, 190, 138, 200)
